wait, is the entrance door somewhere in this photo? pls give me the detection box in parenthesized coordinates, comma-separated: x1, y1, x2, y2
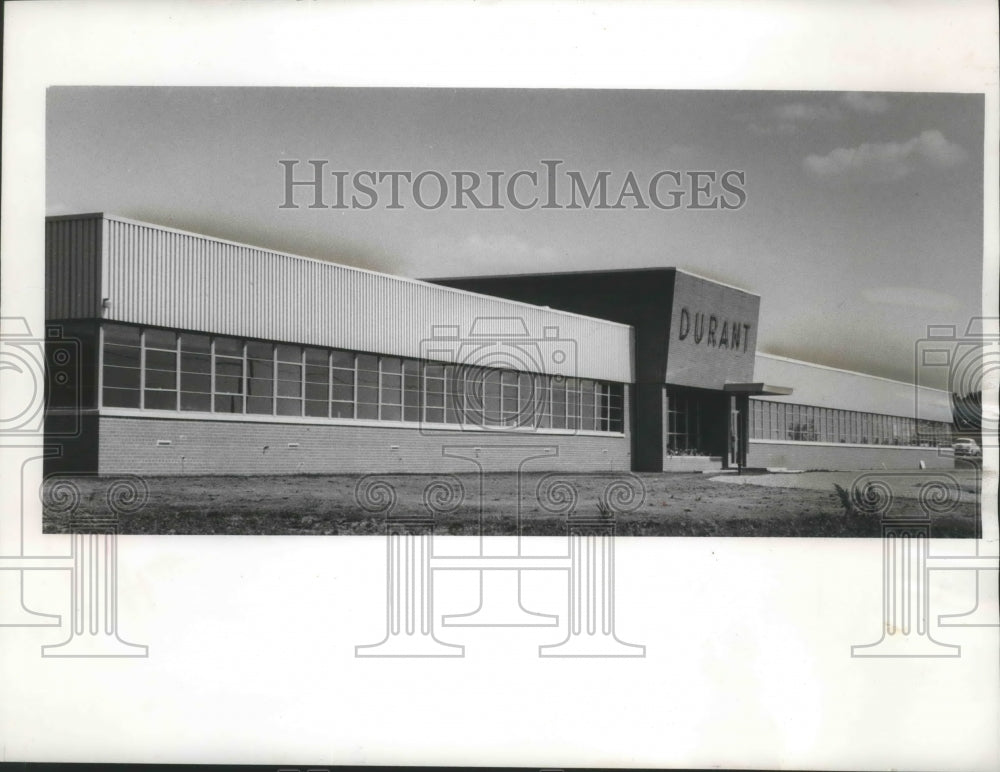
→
(727, 395, 750, 471)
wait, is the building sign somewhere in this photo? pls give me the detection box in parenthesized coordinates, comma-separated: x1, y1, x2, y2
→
(677, 308, 752, 352)
(665, 271, 760, 390)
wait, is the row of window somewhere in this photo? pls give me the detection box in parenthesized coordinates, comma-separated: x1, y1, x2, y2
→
(100, 324, 625, 432)
(749, 399, 952, 446)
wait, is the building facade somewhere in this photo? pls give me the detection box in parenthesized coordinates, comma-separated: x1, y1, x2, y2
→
(45, 214, 955, 476)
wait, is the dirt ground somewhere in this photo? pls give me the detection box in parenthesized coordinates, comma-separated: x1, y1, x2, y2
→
(43, 469, 983, 537)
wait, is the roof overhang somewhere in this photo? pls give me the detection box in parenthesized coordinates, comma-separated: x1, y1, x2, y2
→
(724, 382, 794, 396)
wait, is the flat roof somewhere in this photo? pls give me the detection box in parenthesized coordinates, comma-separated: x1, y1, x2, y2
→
(427, 266, 761, 298)
(46, 213, 632, 332)
(755, 352, 951, 395)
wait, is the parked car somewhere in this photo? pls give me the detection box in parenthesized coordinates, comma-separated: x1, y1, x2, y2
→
(953, 438, 982, 458)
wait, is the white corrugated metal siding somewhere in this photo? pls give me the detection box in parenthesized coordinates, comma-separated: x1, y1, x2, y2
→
(753, 353, 953, 421)
(49, 214, 633, 381)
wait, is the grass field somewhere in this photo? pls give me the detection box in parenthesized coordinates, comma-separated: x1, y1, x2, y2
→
(42, 470, 982, 537)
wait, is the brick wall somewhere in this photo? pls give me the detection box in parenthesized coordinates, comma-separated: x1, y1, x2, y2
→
(97, 416, 631, 476)
(747, 441, 955, 471)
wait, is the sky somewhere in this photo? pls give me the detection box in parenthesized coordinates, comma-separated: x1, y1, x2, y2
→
(46, 87, 984, 388)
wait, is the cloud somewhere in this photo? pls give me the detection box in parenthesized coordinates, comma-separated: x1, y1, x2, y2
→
(774, 102, 840, 123)
(839, 92, 890, 114)
(742, 93, 892, 135)
(861, 286, 959, 310)
(744, 102, 839, 136)
(803, 130, 967, 182)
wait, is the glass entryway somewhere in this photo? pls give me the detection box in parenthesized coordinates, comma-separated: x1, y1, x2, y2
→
(663, 386, 729, 460)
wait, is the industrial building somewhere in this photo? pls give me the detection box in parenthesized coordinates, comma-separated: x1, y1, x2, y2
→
(44, 213, 955, 476)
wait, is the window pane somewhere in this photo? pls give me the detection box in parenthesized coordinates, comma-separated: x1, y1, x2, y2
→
(145, 369, 176, 389)
(104, 344, 141, 369)
(104, 324, 140, 346)
(247, 359, 273, 379)
(357, 402, 378, 420)
(305, 399, 328, 417)
(247, 396, 273, 414)
(304, 381, 327, 401)
(426, 374, 445, 409)
(276, 398, 301, 416)
(276, 344, 301, 362)
(357, 354, 378, 373)
(277, 362, 301, 381)
(215, 375, 243, 394)
(331, 401, 354, 419)
(566, 380, 579, 429)
(381, 357, 402, 375)
(381, 404, 402, 421)
(277, 379, 301, 398)
(357, 385, 379, 405)
(180, 333, 211, 354)
(331, 384, 354, 402)
(305, 347, 328, 367)
(444, 368, 461, 425)
(382, 386, 401, 405)
(246, 341, 272, 359)
(277, 363, 302, 397)
(103, 387, 140, 408)
(104, 365, 140, 389)
(535, 377, 551, 428)
(215, 358, 243, 378)
(180, 392, 212, 412)
(181, 352, 211, 374)
(483, 371, 501, 424)
(145, 329, 176, 349)
(403, 359, 422, 422)
(331, 350, 354, 369)
(551, 379, 566, 428)
(305, 364, 329, 385)
(214, 337, 242, 357)
(146, 350, 177, 371)
(248, 378, 273, 397)
(215, 395, 243, 413)
(579, 380, 595, 430)
(458, 367, 485, 425)
(144, 390, 176, 410)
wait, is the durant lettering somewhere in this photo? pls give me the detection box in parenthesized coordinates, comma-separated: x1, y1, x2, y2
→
(677, 307, 750, 352)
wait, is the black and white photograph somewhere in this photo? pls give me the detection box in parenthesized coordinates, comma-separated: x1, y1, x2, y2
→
(41, 86, 985, 537)
(1, 2, 997, 771)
